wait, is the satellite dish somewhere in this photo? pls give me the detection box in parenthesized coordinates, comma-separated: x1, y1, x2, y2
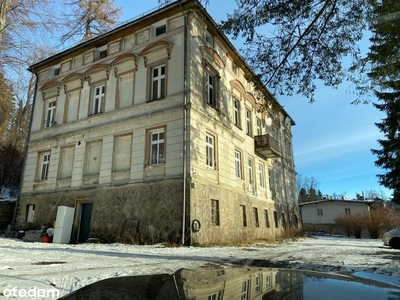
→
(265, 115, 273, 127)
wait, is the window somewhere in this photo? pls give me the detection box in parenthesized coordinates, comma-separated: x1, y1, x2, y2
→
(26, 205, 35, 223)
(345, 208, 351, 214)
(258, 163, 265, 188)
(150, 65, 166, 100)
(255, 273, 261, 293)
(265, 209, 270, 228)
(233, 97, 241, 127)
(211, 199, 220, 226)
(58, 146, 75, 180)
(155, 25, 166, 36)
(235, 150, 242, 179)
(248, 158, 254, 192)
(38, 151, 51, 181)
(241, 280, 250, 300)
(273, 211, 278, 228)
(83, 140, 102, 176)
(253, 207, 259, 227)
(206, 133, 215, 168)
(205, 30, 213, 46)
(50, 65, 60, 77)
(256, 117, 262, 135)
(232, 63, 238, 75)
(113, 134, 132, 172)
(44, 99, 56, 128)
(91, 85, 105, 115)
(99, 49, 107, 59)
(53, 68, 60, 76)
(96, 45, 107, 60)
(266, 274, 272, 289)
(150, 129, 165, 165)
(208, 292, 221, 300)
(240, 205, 247, 227)
(317, 208, 323, 216)
(246, 108, 252, 136)
(205, 71, 217, 107)
(268, 169, 273, 192)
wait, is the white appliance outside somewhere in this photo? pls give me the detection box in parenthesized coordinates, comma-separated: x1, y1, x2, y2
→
(53, 206, 75, 244)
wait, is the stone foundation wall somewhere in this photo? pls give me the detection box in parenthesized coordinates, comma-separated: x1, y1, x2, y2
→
(189, 182, 301, 245)
(16, 179, 184, 243)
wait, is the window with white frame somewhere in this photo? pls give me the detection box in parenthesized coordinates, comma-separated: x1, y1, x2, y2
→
(317, 208, 323, 216)
(345, 208, 351, 214)
(241, 280, 250, 300)
(206, 133, 215, 168)
(256, 117, 262, 135)
(44, 99, 56, 128)
(255, 273, 261, 293)
(246, 108, 252, 136)
(150, 65, 166, 100)
(205, 71, 216, 107)
(233, 97, 241, 127)
(150, 129, 165, 165)
(235, 150, 242, 179)
(38, 151, 51, 181)
(208, 292, 221, 300)
(266, 274, 272, 288)
(91, 85, 105, 115)
(258, 163, 265, 188)
(248, 157, 254, 184)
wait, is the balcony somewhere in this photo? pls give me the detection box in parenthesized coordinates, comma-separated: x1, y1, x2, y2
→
(254, 134, 281, 159)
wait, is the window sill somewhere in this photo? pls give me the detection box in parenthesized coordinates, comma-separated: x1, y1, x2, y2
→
(147, 97, 166, 103)
(88, 112, 104, 117)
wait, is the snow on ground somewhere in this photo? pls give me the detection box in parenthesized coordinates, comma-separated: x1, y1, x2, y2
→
(0, 235, 399, 299)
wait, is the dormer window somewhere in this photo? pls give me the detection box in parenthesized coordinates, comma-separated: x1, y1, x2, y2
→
(155, 25, 166, 36)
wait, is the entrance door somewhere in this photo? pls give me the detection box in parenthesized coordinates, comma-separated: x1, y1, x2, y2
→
(78, 203, 93, 242)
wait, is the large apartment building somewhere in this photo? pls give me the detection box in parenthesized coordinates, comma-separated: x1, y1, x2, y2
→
(15, 0, 299, 245)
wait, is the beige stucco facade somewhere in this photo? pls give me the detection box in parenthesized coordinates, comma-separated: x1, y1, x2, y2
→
(15, 0, 299, 245)
(300, 200, 371, 225)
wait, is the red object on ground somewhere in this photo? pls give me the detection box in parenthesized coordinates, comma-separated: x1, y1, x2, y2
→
(42, 236, 52, 243)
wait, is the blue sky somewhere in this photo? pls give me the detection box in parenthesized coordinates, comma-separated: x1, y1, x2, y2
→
(116, 1, 392, 199)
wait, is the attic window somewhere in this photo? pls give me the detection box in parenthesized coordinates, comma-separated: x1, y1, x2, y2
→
(155, 25, 166, 36)
(53, 68, 60, 76)
(99, 49, 107, 59)
(50, 65, 60, 77)
(96, 46, 108, 60)
(205, 30, 213, 46)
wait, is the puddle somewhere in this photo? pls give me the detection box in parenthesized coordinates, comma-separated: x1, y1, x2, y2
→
(59, 267, 400, 300)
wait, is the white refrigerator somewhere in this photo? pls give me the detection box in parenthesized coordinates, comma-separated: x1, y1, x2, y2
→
(53, 206, 75, 244)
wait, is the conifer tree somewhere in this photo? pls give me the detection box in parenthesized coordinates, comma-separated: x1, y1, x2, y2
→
(368, 0, 400, 203)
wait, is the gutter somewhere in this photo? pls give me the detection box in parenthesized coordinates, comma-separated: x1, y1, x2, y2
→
(179, 0, 188, 245)
(11, 71, 38, 230)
